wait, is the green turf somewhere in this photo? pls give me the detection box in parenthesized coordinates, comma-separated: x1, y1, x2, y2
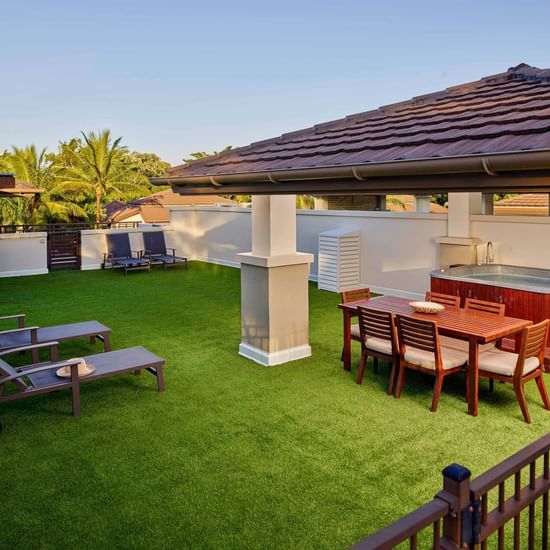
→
(1, 263, 549, 549)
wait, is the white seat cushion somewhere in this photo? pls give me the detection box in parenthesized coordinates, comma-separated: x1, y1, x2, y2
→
(478, 348, 540, 377)
(351, 324, 393, 355)
(404, 345, 468, 370)
(365, 336, 393, 355)
(440, 336, 496, 354)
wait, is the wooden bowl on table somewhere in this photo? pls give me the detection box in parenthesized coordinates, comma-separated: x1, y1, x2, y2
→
(409, 301, 445, 314)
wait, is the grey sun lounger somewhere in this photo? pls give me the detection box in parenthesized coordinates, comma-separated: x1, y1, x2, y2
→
(0, 343, 165, 416)
(103, 233, 151, 275)
(0, 315, 111, 363)
(143, 231, 188, 270)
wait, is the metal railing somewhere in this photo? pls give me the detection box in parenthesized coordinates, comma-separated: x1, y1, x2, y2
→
(351, 432, 550, 549)
(0, 221, 140, 233)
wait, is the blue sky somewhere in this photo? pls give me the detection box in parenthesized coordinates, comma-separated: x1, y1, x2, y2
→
(1, 0, 549, 165)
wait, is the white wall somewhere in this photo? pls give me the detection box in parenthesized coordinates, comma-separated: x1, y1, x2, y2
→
(81, 227, 176, 270)
(169, 206, 447, 298)
(169, 207, 251, 269)
(0, 232, 48, 277)
(5, 208, 548, 294)
(298, 210, 447, 297)
(471, 215, 550, 269)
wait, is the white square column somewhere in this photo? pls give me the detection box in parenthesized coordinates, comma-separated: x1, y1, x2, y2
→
(238, 195, 314, 366)
(447, 192, 481, 238)
(436, 193, 482, 267)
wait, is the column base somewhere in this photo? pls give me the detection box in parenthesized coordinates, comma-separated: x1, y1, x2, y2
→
(239, 342, 312, 366)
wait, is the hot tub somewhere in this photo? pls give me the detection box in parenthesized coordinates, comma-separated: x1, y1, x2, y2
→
(431, 264, 550, 294)
(430, 264, 550, 348)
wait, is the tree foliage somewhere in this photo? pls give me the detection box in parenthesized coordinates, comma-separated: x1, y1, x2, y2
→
(0, 131, 172, 224)
(182, 146, 233, 164)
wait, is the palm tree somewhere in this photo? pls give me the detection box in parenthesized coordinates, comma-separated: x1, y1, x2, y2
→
(9, 145, 58, 189)
(0, 197, 29, 225)
(55, 130, 150, 222)
(296, 195, 315, 209)
(386, 196, 406, 211)
(4, 145, 87, 224)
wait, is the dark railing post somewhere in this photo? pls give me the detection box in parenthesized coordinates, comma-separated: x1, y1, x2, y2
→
(435, 463, 472, 549)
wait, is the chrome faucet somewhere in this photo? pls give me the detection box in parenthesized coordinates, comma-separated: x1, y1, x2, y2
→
(486, 241, 495, 264)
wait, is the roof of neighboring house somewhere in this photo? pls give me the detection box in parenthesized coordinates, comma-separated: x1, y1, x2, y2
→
(0, 174, 41, 196)
(167, 64, 550, 180)
(495, 193, 549, 207)
(493, 193, 549, 215)
(387, 195, 447, 213)
(106, 189, 237, 223)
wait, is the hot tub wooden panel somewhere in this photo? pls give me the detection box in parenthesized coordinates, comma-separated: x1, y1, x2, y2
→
(431, 277, 550, 350)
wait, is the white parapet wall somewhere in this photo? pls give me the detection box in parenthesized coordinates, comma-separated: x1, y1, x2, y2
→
(471, 214, 550, 269)
(4, 208, 550, 294)
(168, 206, 252, 269)
(168, 206, 448, 298)
(80, 226, 175, 270)
(0, 232, 48, 277)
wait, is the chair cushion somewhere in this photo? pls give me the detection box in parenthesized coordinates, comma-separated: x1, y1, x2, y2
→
(365, 336, 393, 355)
(350, 326, 393, 354)
(404, 345, 468, 370)
(440, 336, 496, 354)
(478, 348, 540, 377)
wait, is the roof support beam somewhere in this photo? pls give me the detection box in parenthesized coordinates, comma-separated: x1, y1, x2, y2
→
(168, 172, 550, 196)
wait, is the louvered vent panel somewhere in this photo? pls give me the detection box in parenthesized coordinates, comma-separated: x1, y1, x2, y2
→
(318, 229, 360, 292)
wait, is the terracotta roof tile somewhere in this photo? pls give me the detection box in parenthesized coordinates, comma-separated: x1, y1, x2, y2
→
(496, 194, 549, 207)
(168, 65, 550, 178)
(106, 189, 237, 222)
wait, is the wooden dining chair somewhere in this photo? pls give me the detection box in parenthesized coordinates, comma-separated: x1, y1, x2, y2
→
(341, 288, 371, 365)
(342, 288, 371, 304)
(394, 315, 468, 412)
(425, 291, 461, 308)
(464, 297, 505, 316)
(441, 297, 505, 362)
(356, 306, 398, 394)
(477, 319, 550, 423)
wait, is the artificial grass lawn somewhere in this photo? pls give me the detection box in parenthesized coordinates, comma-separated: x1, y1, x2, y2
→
(1, 262, 549, 549)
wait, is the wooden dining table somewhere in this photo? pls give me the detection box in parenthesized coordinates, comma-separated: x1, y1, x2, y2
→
(338, 295, 532, 416)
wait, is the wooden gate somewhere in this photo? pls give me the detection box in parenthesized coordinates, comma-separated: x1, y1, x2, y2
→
(47, 227, 81, 270)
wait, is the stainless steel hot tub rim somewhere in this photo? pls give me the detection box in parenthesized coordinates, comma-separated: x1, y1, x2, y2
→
(431, 264, 550, 294)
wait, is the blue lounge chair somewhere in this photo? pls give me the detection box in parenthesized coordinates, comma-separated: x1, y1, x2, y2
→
(103, 233, 151, 275)
(143, 231, 188, 270)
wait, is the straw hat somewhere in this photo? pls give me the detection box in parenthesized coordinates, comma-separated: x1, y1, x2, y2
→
(56, 358, 96, 379)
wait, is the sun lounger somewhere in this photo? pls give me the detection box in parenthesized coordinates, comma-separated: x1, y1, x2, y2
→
(143, 231, 188, 270)
(0, 315, 111, 363)
(103, 233, 151, 275)
(0, 343, 165, 416)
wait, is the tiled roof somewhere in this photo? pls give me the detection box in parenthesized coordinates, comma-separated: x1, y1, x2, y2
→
(168, 64, 550, 179)
(495, 193, 549, 207)
(137, 189, 236, 207)
(105, 189, 236, 223)
(0, 177, 41, 196)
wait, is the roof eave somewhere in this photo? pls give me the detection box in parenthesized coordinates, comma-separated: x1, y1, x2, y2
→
(150, 150, 550, 195)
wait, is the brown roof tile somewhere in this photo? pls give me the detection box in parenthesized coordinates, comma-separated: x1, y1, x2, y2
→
(168, 65, 550, 178)
(106, 189, 237, 223)
(0, 176, 41, 196)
